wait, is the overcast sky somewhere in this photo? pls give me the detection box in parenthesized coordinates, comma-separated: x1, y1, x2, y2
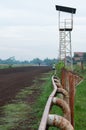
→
(0, 0, 86, 60)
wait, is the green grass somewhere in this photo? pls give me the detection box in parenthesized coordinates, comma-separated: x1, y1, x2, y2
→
(0, 103, 31, 130)
(75, 71, 86, 130)
(30, 72, 53, 129)
(0, 64, 10, 69)
(15, 87, 33, 101)
(0, 85, 33, 130)
(0, 64, 31, 70)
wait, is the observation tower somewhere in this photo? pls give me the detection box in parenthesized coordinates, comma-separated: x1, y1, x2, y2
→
(55, 5, 76, 69)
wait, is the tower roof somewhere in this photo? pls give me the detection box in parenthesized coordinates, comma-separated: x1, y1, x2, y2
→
(55, 5, 76, 14)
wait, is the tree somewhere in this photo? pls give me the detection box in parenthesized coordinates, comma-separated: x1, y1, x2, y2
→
(83, 53, 86, 61)
(44, 58, 57, 66)
(30, 58, 42, 66)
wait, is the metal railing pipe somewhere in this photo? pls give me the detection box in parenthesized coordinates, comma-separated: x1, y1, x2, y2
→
(57, 88, 69, 104)
(38, 76, 57, 130)
(53, 97, 71, 122)
(47, 114, 74, 130)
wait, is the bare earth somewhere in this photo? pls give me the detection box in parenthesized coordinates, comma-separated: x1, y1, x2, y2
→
(0, 66, 51, 106)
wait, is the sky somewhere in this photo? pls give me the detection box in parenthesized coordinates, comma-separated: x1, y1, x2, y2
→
(0, 0, 86, 61)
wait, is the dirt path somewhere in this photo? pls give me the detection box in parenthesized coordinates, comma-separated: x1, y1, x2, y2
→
(0, 66, 51, 106)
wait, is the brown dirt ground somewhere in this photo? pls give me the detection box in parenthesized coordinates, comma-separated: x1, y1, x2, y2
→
(0, 66, 51, 106)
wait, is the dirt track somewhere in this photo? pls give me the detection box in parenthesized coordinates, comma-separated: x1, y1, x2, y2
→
(0, 66, 51, 106)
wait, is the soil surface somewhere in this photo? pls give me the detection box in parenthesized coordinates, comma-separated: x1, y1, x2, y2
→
(0, 66, 51, 106)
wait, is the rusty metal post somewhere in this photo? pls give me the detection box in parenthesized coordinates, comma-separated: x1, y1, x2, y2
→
(61, 69, 70, 104)
(61, 68, 66, 89)
(69, 73, 75, 127)
(65, 70, 70, 95)
(47, 114, 74, 130)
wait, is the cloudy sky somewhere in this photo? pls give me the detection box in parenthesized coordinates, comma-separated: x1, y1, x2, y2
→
(0, 0, 86, 60)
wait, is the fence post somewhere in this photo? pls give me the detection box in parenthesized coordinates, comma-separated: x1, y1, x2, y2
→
(69, 73, 75, 127)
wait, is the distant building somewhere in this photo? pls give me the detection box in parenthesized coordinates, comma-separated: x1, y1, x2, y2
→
(73, 52, 86, 64)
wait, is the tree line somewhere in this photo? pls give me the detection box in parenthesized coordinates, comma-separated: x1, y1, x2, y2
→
(0, 56, 58, 66)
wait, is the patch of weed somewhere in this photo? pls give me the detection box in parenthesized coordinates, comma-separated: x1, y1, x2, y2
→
(29, 72, 53, 129)
(0, 103, 31, 130)
(15, 87, 33, 101)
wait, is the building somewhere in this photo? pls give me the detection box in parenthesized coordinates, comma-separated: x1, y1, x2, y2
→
(73, 52, 86, 64)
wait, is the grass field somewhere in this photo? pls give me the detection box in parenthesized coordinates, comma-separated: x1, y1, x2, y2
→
(0, 64, 31, 69)
(75, 71, 86, 130)
(0, 64, 10, 69)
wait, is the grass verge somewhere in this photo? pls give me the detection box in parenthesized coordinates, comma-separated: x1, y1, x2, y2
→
(75, 70, 86, 130)
(28, 72, 53, 129)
